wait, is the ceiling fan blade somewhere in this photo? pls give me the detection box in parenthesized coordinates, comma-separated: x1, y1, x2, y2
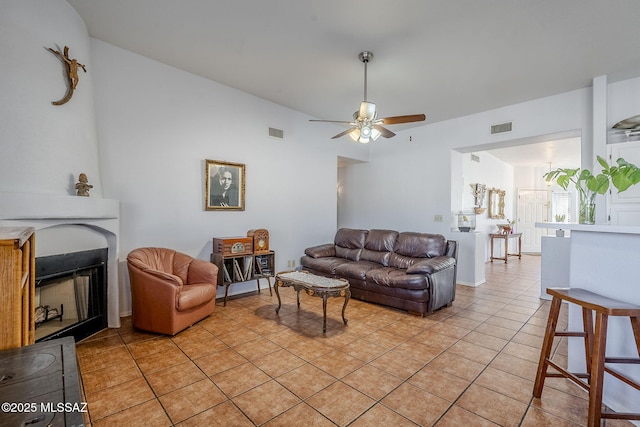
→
(309, 119, 354, 124)
(359, 102, 376, 120)
(380, 114, 426, 125)
(373, 125, 395, 138)
(331, 127, 358, 139)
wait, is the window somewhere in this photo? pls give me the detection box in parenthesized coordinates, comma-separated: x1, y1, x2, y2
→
(551, 191, 571, 222)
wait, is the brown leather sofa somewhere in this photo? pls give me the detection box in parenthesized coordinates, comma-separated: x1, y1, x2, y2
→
(301, 228, 457, 316)
(127, 247, 218, 335)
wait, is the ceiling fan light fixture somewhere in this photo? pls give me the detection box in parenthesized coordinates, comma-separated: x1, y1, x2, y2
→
(353, 125, 380, 143)
(310, 51, 426, 142)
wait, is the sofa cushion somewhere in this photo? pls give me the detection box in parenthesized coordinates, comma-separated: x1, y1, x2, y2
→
(335, 246, 362, 261)
(360, 229, 397, 266)
(334, 261, 383, 280)
(394, 233, 446, 258)
(300, 256, 351, 275)
(334, 228, 368, 249)
(364, 229, 398, 251)
(365, 267, 428, 290)
(177, 283, 216, 311)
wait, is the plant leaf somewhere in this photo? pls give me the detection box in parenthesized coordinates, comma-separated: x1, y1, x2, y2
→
(597, 155, 609, 172)
(587, 174, 609, 194)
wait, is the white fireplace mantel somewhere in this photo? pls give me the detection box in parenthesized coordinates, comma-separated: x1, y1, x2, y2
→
(0, 192, 118, 221)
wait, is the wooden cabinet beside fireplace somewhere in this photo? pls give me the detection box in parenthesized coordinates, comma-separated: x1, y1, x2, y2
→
(0, 227, 35, 350)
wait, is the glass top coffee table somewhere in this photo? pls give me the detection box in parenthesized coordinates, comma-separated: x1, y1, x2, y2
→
(274, 270, 350, 333)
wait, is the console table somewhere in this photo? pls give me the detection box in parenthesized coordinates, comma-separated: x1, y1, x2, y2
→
(489, 232, 522, 263)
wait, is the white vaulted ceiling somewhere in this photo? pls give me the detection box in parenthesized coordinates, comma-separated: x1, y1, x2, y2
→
(67, 0, 640, 130)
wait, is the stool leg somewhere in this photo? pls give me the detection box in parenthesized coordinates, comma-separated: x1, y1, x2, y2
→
(583, 307, 594, 382)
(587, 312, 608, 427)
(534, 296, 562, 397)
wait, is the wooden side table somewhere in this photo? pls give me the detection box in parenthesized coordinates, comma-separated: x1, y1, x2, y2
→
(489, 232, 522, 263)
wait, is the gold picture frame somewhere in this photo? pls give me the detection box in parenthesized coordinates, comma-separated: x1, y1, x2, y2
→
(205, 159, 245, 211)
(488, 188, 505, 219)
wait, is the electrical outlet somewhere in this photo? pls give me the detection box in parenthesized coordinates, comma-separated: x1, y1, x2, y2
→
(434, 215, 443, 222)
(287, 260, 295, 268)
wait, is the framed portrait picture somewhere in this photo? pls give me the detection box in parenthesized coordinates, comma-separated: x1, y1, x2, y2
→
(205, 159, 245, 211)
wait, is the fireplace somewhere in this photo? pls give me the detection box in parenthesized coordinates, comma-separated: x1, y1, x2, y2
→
(35, 248, 108, 342)
(0, 192, 121, 330)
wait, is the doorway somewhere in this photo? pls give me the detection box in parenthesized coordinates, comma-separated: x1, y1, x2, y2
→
(517, 189, 549, 252)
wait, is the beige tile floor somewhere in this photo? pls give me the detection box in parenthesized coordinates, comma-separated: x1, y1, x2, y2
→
(76, 255, 634, 426)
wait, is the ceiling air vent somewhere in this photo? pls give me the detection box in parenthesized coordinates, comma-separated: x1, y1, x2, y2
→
(268, 127, 284, 139)
(491, 122, 512, 135)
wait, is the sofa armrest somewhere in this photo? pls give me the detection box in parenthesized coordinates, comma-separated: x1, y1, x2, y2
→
(406, 256, 455, 274)
(304, 243, 336, 258)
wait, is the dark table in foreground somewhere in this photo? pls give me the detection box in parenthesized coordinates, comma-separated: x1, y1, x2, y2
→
(0, 336, 86, 426)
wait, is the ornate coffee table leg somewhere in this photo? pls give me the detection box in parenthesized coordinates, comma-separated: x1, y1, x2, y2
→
(274, 281, 282, 314)
(342, 289, 350, 325)
(322, 293, 328, 333)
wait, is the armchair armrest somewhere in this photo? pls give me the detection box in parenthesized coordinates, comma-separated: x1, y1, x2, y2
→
(187, 259, 218, 285)
(139, 268, 184, 286)
(406, 256, 455, 274)
(304, 243, 336, 258)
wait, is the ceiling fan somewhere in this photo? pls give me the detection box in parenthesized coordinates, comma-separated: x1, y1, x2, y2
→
(310, 51, 426, 143)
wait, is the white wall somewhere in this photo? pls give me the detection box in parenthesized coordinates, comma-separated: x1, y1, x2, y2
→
(459, 151, 514, 234)
(89, 40, 369, 305)
(338, 88, 589, 235)
(0, 0, 102, 196)
(6, 1, 640, 316)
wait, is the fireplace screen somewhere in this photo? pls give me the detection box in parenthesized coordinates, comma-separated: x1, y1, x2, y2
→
(35, 248, 107, 342)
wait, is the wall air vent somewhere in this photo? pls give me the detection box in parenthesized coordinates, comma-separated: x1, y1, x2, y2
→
(491, 122, 512, 135)
(268, 127, 284, 139)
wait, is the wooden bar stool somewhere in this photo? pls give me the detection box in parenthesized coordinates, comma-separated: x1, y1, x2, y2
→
(533, 287, 640, 427)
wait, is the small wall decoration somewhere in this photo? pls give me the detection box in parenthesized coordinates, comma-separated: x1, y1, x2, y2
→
(47, 45, 86, 105)
(470, 183, 487, 214)
(205, 159, 245, 211)
(75, 173, 93, 197)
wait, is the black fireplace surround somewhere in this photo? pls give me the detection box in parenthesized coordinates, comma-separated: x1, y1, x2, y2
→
(35, 248, 108, 343)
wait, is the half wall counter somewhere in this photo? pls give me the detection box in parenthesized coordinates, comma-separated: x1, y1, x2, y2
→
(535, 222, 640, 417)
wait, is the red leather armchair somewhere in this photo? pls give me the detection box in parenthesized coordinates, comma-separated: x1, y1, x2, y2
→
(127, 247, 218, 335)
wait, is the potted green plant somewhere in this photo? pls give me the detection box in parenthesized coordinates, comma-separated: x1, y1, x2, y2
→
(544, 156, 640, 224)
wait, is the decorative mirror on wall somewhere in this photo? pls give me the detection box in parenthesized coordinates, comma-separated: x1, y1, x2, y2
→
(488, 188, 506, 219)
